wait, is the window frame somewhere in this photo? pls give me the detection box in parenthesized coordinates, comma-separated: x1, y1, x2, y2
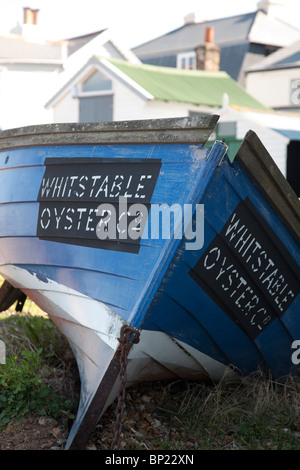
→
(75, 68, 114, 98)
(177, 52, 196, 70)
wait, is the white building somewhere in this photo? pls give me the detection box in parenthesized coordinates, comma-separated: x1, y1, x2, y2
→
(132, 0, 300, 87)
(44, 54, 300, 195)
(246, 39, 300, 112)
(0, 7, 139, 130)
(45, 55, 268, 125)
(1, 7, 299, 195)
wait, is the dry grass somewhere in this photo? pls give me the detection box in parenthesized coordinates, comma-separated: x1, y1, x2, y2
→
(152, 372, 300, 449)
(1, 300, 300, 450)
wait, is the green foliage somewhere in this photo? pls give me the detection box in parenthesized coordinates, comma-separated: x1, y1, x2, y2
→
(0, 311, 75, 429)
(0, 312, 65, 363)
(0, 347, 73, 428)
(1, 302, 300, 450)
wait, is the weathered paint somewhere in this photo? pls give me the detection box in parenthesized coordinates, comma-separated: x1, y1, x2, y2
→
(0, 117, 298, 450)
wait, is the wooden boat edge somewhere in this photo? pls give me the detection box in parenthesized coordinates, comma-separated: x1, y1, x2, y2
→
(235, 129, 300, 246)
(0, 115, 219, 150)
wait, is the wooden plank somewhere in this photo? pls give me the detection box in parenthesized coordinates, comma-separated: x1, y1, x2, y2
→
(235, 130, 300, 246)
(0, 116, 219, 150)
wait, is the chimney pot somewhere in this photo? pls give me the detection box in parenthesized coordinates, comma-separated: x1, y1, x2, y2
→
(24, 7, 31, 24)
(23, 7, 39, 25)
(32, 9, 39, 25)
(205, 27, 214, 43)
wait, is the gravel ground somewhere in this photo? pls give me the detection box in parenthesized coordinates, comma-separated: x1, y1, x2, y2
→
(0, 380, 193, 451)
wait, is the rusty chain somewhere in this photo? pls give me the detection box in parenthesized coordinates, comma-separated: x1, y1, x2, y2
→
(111, 325, 140, 450)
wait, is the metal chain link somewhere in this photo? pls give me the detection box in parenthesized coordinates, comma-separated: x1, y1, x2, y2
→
(111, 325, 140, 450)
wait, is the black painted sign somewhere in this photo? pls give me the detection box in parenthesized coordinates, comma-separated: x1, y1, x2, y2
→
(190, 198, 300, 340)
(36, 157, 161, 253)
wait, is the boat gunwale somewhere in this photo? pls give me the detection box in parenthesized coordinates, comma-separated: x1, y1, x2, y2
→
(235, 130, 300, 247)
(0, 115, 219, 150)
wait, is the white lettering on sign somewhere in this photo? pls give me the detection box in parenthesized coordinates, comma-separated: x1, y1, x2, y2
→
(40, 173, 153, 201)
(202, 244, 272, 333)
(36, 158, 162, 253)
(224, 210, 296, 312)
(190, 198, 300, 339)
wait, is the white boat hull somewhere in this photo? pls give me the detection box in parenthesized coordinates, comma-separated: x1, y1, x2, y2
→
(0, 264, 236, 448)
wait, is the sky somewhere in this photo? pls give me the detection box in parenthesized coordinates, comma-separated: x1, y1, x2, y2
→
(0, 0, 299, 48)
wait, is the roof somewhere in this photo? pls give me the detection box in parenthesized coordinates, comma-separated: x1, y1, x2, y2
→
(106, 58, 269, 110)
(0, 28, 139, 67)
(247, 39, 300, 72)
(46, 56, 269, 111)
(64, 29, 107, 56)
(133, 13, 257, 57)
(248, 10, 300, 47)
(132, 10, 300, 58)
(0, 34, 63, 62)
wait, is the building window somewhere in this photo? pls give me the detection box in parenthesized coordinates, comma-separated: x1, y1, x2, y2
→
(79, 95, 113, 123)
(177, 52, 196, 70)
(82, 70, 112, 93)
(75, 68, 114, 123)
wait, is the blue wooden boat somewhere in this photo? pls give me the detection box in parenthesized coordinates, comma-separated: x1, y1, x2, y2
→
(0, 116, 299, 449)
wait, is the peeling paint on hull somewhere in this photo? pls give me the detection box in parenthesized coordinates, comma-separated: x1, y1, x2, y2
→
(0, 118, 299, 450)
(0, 264, 237, 449)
